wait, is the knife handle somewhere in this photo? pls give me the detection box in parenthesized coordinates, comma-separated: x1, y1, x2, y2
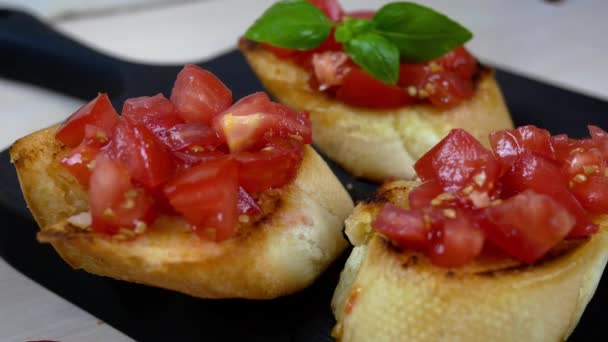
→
(0, 9, 127, 100)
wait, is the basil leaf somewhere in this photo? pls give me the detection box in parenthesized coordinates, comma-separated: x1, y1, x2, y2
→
(335, 17, 375, 43)
(373, 2, 473, 61)
(245, 0, 333, 50)
(344, 32, 400, 84)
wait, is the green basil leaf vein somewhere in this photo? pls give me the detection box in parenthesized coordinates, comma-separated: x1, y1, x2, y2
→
(344, 32, 400, 84)
(244, 0, 333, 50)
(373, 2, 473, 62)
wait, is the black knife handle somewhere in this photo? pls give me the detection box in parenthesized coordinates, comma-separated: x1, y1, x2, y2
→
(0, 9, 127, 99)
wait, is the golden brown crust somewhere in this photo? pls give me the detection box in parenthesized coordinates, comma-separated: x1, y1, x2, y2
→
(331, 180, 608, 341)
(240, 41, 514, 182)
(10, 126, 354, 299)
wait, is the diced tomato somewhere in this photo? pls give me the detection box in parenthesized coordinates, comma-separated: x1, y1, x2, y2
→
(336, 68, 413, 109)
(173, 150, 227, 171)
(500, 153, 597, 237)
(269, 103, 313, 144)
(408, 180, 443, 210)
(372, 204, 430, 250)
(425, 71, 473, 109)
(161, 123, 223, 152)
(437, 46, 477, 80)
(307, 0, 344, 22)
(483, 190, 575, 264)
(60, 143, 99, 186)
(212, 93, 312, 151)
(500, 153, 565, 197)
(397, 63, 428, 89)
(570, 174, 608, 214)
(428, 213, 484, 268)
(490, 125, 554, 169)
(170, 64, 232, 124)
(122, 94, 183, 137)
(235, 138, 303, 193)
(237, 187, 262, 216)
(107, 119, 175, 188)
(215, 112, 279, 152)
(164, 158, 238, 241)
(220, 92, 274, 116)
(89, 155, 153, 234)
(60, 125, 111, 186)
(56, 94, 119, 147)
(562, 148, 604, 178)
(415, 129, 500, 194)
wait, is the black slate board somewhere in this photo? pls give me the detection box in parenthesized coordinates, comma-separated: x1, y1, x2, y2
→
(0, 9, 607, 342)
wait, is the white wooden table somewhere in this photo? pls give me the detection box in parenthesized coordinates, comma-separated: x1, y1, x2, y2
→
(1, 0, 607, 340)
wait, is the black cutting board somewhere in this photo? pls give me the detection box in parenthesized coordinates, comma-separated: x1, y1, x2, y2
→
(1, 9, 607, 341)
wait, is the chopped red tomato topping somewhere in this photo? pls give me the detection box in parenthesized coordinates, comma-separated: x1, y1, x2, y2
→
(164, 158, 239, 241)
(89, 155, 154, 234)
(483, 191, 574, 264)
(261, 2, 478, 110)
(490, 125, 554, 169)
(56, 93, 119, 147)
(414, 129, 500, 194)
(106, 119, 175, 188)
(373, 126, 605, 267)
(122, 93, 184, 138)
(57, 65, 311, 240)
(170, 64, 232, 124)
(235, 138, 304, 193)
(428, 213, 484, 268)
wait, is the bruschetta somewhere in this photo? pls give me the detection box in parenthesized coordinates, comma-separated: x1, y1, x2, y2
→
(240, 0, 513, 182)
(331, 126, 608, 341)
(10, 65, 354, 299)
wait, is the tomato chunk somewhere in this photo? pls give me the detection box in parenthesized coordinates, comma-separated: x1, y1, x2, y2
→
(170, 64, 232, 124)
(500, 153, 597, 237)
(372, 204, 429, 250)
(107, 119, 175, 188)
(415, 129, 500, 194)
(215, 112, 279, 152)
(483, 190, 575, 264)
(162, 123, 224, 152)
(336, 68, 413, 109)
(213, 93, 312, 151)
(570, 174, 608, 214)
(428, 213, 484, 268)
(122, 94, 183, 137)
(425, 71, 473, 109)
(56, 94, 119, 147)
(164, 158, 238, 241)
(235, 138, 303, 193)
(89, 155, 153, 234)
(408, 180, 443, 210)
(61, 143, 99, 186)
(490, 125, 554, 169)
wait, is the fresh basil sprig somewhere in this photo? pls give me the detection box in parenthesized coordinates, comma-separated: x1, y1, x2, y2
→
(244, 0, 473, 84)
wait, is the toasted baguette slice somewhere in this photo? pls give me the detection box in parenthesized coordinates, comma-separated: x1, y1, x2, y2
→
(10, 126, 354, 299)
(240, 41, 514, 182)
(331, 180, 608, 341)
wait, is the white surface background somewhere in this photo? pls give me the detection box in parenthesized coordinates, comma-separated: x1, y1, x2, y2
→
(1, 0, 607, 340)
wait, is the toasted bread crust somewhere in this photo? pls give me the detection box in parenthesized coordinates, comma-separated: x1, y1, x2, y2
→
(240, 41, 514, 181)
(10, 126, 354, 299)
(331, 180, 608, 341)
